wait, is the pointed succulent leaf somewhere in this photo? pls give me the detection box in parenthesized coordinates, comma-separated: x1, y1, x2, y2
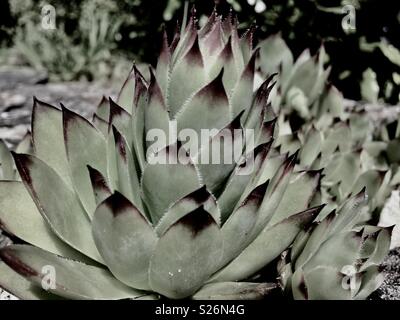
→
(258, 34, 294, 78)
(93, 96, 109, 122)
(145, 68, 171, 154)
(303, 231, 363, 272)
(32, 99, 72, 187)
(360, 227, 392, 271)
(0, 140, 14, 180)
(15, 131, 33, 154)
(13, 153, 102, 263)
(209, 36, 238, 94)
(213, 206, 322, 282)
(92, 192, 158, 290)
(0, 181, 89, 262)
(87, 166, 112, 205)
(239, 26, 254, 64)
(195, 113, 243, 194)
(156, 185, 220, 236)
(323, 152, 361, 197)
(117, 65, 147, 114)
(230, 49, 258, 119)
(63, 106, 107, 218)
(112, 127, 143, 211)
(257, 118, 277, 146)
(301, 266, 358, 300)
(220, 181, 269, 266)
(0, 261, 56, 300)
(92, 114, 109, 137)
(199, 16, 225, 67)
(253, 151, 297, 232)
(322, 123, 352, 159)
(176, 70, 231, 147)
(192, 282, 278, 300)
(0, 245, 144, 300)
(290, 223, 315, 264)
(155, 29, 171, 98)
(295, 211, 336, 269)
(141, 142, 201, 224)
(299, 127, 322, 167)
(132, 83, 147, 172)
(149, 206, 223, 299)
(218, 141, 272, 222)
(109, 99, 132, 145)
(172, 13, 197, 66)
(330, 189, 368, 234)
(269, 170, 322, 225)
(355, 265, 384, 300)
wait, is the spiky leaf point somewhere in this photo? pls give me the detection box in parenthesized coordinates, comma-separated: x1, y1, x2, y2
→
(92, 192, 157, 290)
(156, 28, 171, 98)
(0, 140, 14, 180)
(93, 96, 109, 122)
(149, 206, 223, 299)
(12, 153, 102, 263)
(141, 142, 201, 224)
(156, 185, 220, 236)
(0, 245, 145, 300)
(176, 69, 231, 149)
(195, 112, 244, 194)
(62, 105, 107, 218)
(270, 170, 322, 225)
(220, 181, 269, 266)
(231, 49, 258, 119)
(0, 261, 56, 300)
(0, 181, 89, 262)
(168, 35, 206, 116)
(112, 127, 143, 211)
(192, 282, 278, 300)
(145, 68, 171, 154)
(87, 165, 112, 205)
(212, 205, 323, 282)
(218, 140, 273, 223)
(117, 64, 147, 114)
(32, 98, 72, 187)
(108, 98, 132, 145)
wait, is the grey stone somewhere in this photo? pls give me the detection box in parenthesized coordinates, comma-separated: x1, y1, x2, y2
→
(0, 67, 48, 91)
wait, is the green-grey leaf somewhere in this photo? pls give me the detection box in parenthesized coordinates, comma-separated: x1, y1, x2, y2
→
(92, 192, 158, 290)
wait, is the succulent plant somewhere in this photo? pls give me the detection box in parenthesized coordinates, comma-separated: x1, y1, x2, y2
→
(257, 34, 334, 122)
(0, 9, 391, 301)
(278, 190, 392, 300)
(276, 117, 392, 218)
(0, 10, 326, 300)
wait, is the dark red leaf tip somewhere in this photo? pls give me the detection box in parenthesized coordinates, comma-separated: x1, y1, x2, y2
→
(111, 126, 127, 161)
(185, 185, 212, 205)
(243, 180, 269, 207)
(184, 35, 203, 67)
(148, 67, 166, 107)
(198, 68, 228, 103)
(0, 247, 39, 277)
(87, 165, 111, 193)
(11, 152, 33, 187)
(175, 205, 216, 238)
(103, 191, 136, 218)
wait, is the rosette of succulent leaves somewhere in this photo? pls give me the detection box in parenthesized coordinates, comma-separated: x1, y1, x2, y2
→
(0, 9, 391, 300)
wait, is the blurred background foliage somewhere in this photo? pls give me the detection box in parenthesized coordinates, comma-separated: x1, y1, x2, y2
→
(0, 0, 399, 103)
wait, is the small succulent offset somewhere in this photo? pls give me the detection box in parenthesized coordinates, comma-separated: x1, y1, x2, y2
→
(257, 34, 333, 123)
(278, 190, 392, 300)
(0, 9, 390, 300)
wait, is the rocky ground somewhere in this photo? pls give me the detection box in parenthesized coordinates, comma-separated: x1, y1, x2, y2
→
(0, 67, 400, 300)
